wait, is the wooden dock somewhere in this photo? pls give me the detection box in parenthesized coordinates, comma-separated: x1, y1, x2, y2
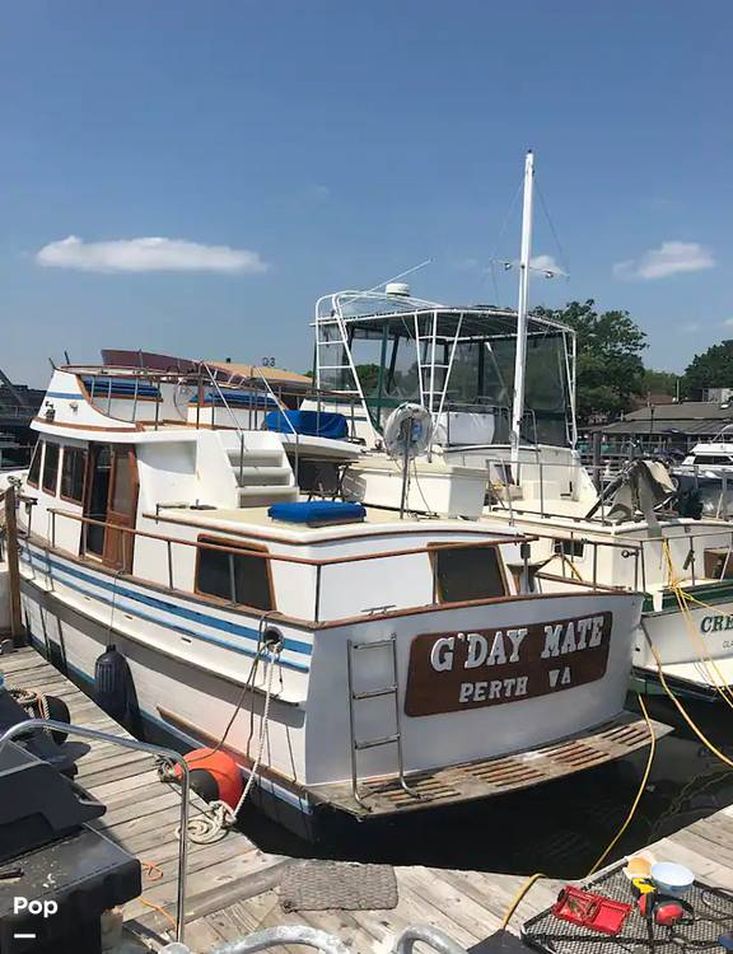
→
(3, 645, 733, 953)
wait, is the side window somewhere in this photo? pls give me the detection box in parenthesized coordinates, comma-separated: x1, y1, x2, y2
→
(28, 441, 43, 487)
(42, 442, 60, 495)
(196, 537, 273, 610)
(432, 544, 506, 603)
(197, 546, 231, 601)
(60, 447, 87, 503)
(553, 538, 584, 558)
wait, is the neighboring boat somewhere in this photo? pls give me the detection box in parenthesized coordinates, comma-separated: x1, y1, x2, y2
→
(13, 359, 658, 838)
(672, 426, 733, 519)
(302, 153, 733, 702)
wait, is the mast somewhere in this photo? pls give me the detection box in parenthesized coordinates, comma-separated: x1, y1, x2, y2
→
(510, 149, 535, 468)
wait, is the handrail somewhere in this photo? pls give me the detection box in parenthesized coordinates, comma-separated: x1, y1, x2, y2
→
(159, 924, 355, 954)
(393, 925, 469, 954)
(44, 506, 535, 568)
(0, 719, 191, 944)
(257, 369, 300, 482)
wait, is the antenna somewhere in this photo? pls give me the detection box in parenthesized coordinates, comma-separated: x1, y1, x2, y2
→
(510, 150, 535, 469)
(364, 258, 433, 295)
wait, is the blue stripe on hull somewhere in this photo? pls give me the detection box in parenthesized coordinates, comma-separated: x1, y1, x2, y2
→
(23, 629, 313, 815)
(21, 546, 311, 673)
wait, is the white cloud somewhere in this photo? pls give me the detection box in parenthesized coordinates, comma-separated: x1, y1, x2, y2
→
(530, 254, 567, 277)
(680, 322, 700, 333)
(36, 235, 268, 274)
(311, 184, 330, 200)
(613, 241, 714, 281)
(722, 318, 733, 328)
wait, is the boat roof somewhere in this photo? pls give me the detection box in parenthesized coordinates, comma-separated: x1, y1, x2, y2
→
(152, 502, 529, 547)
(315, 289, 574, 339)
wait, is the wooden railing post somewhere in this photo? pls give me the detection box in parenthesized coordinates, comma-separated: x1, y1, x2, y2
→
(4, 485, 25, 644)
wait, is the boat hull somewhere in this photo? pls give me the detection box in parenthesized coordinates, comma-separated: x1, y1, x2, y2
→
(17, 539, 648, 839)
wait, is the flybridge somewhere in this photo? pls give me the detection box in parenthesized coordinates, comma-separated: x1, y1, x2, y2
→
(312, 285, 578, 449)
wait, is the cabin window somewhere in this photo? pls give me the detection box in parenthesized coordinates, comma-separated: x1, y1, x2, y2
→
(554, 538, 584, 558)
(27, 441, 42, 487)
(692, 455, 733, 465)
(42, 442, 60, 495)
(196, 537, 273, 610)
(432, 544, 506, 602)
(60, 447, 86, 503)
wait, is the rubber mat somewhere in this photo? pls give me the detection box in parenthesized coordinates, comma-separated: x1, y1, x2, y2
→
(523, 864, 733, 954)
(279, 860, 398, 912)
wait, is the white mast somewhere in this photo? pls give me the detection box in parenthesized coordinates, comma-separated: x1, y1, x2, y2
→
(510, 149, 535, 468)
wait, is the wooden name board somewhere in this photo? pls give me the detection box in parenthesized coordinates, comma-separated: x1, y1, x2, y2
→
(404, 612, 612, 717)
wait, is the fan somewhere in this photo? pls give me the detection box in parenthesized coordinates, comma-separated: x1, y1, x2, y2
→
(383, 403, 433, 460)
(382, 403, 433, 516)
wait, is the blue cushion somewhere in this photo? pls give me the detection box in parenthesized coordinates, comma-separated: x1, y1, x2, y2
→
(268, 501, 366, 525)
(191, 388, 278, 409)
(265, 409, 349, 440)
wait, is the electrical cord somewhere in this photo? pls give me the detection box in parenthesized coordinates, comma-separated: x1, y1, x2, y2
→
(500, 694, 657, 930)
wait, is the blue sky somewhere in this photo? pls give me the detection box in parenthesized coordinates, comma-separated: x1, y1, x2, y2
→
(1, 1, 731, 384)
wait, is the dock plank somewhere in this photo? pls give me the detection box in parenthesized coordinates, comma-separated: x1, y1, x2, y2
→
(4, 644, 733, 954)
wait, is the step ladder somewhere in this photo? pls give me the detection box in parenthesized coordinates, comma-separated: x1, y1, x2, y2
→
(345, 636, 417, 809)
(315, 310, 365, 399)
(413, 310, 463, 416)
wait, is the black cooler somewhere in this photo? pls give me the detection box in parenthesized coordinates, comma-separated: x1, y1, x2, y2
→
(0, 687, 141, 953)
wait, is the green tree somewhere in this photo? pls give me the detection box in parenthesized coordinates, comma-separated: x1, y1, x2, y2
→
(682, 340, 733, 399)
(354, 363, 381, 395)
(533, 299, 647, 423)
(642, 368, 678, 397)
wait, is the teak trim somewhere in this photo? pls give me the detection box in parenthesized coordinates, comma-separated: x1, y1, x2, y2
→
(193, 534, 276, 613)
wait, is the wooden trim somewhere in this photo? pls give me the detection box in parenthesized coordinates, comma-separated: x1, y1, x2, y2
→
(25, 529, 312, 631)
(33, 417, 143, 433)
(24, 528, 632, 634)
(193, 534, 277, 613)
(59, 446, 88, 506)
(312, 586, 633, 630)
(103, 445, 140, 572)
(53, 507, 523, 569)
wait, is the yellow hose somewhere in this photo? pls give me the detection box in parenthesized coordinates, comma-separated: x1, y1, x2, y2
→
(586, 694, 656, 876)
(649, 641, 733, 770)
(660, 538, 733, 709)
(500, 696, 657, 929)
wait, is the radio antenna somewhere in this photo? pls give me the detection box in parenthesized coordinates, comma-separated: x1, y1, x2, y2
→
(365, 258, 433, 294)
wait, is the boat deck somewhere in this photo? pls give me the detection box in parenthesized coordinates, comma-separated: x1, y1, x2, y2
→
(310, 711, 669, 817)
(2, 645, 733, 954)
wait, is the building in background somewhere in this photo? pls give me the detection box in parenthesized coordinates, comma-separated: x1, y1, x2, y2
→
(591, 398, 733, 460)
(0, 370, 45, 468)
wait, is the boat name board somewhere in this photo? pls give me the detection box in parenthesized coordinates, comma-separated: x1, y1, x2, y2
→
(701, 614, 733, 634)
(404, 612, 612, 716)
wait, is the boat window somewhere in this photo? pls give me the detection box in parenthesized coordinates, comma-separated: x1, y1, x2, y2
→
(554, 538, 584, 558)
(196, 537, 273, 610)
(431, 544, 506, 602)
(85, 445, 112, 557)
(27, 441, 42, 487)
(693, 455, 733, 465)
(42, 442, 60, 495)
(111, 450, 135, 513)
(60, 447, 87, 503)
